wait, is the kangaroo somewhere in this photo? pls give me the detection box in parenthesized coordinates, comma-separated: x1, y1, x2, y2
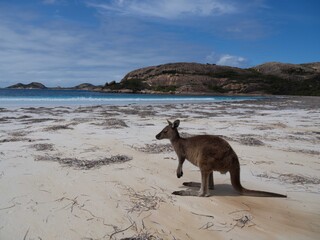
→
(156, 120, 286, 198)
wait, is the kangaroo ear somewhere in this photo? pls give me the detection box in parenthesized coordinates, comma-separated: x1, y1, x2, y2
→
(173, 120, 180, 128)
(167, 120, 172, 126)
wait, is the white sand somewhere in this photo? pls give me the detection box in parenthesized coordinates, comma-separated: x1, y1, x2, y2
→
(0, 97, 319, 239)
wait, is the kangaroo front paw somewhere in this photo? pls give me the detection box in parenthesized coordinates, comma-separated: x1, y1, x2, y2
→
(177, 170, 183, 178)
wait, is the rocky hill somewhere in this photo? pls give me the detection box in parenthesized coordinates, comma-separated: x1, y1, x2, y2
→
(73, 83, 102, 91)
(253, 62, 320, 80)
(105, 62, 320, 95)
(7, 82, 47, 89)
(6, 82, 102, 91)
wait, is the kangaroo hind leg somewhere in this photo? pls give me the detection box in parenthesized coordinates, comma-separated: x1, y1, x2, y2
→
(209, 172, 214, 190)
(199, 171, 210, 197)
(182, 172, 214, 190)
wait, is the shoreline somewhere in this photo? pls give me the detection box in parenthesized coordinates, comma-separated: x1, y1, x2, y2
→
(0, 97, 319, 239)
(0, 88, 274, 109)
(2, 87, 320, 97)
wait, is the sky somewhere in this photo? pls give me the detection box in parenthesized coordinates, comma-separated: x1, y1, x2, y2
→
(0, 0, 319, 87)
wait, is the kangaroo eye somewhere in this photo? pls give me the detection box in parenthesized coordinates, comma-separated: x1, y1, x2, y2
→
(163, 130, 168, 133)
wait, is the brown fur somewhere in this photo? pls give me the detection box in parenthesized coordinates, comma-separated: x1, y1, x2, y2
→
(156, 120, 286, 198)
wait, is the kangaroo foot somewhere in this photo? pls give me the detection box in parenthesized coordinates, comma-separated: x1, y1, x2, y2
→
(172, 190, 197, 196)
(198, 190, 210, 197)
(183, 182, 200, 188)
(183, 182, 214, 190)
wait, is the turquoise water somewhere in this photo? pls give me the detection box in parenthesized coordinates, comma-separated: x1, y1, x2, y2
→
(0, 89, 263, 107)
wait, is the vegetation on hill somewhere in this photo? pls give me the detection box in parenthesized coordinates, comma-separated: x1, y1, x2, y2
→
(103, 62, 320, 96)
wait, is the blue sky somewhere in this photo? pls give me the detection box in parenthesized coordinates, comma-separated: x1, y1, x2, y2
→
(0, 0, 319, 87)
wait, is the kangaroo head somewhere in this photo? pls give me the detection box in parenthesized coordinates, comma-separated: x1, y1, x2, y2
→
(156, 120, 180, 140)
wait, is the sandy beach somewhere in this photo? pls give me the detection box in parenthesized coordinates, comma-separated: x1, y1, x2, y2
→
(0, 96, 319, 240)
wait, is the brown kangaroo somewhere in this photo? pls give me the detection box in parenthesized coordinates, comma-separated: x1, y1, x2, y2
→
(156, 120, 286, 198)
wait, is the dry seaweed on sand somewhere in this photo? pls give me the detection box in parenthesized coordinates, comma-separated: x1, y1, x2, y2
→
(134, 144, 173, 154)
(0, 117, 11, 123)
(0, 108, 10, 112)
(279, 173, 320, 185)
(238, 136, 264, 146)
(226, 214, 255, 232)
(123, 187, 165, 214)
(110, 220, 162, 240)
(35, 154, 132, 169)
(138, 110, 157, 118)
(104, 118, 128, 129)
(91, 118, 128, 129)
(288, 148, 320, 155)
(43, 124, 74, 131)
(108, 212, 164, 240)
(30, 143, 55, 151)
(255, 172, 320, 185)
(9, 131, 31, 137)
(233, 214, 255, 228)
(0, 137, 33, 143)
(120, 232, 162, 240)
(20, 118, 56, 124)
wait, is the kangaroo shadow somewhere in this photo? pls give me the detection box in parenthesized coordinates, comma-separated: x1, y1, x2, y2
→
(172, 181, 239, 197)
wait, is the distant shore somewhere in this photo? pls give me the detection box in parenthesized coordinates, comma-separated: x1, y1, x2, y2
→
(4, 61, 320, 96)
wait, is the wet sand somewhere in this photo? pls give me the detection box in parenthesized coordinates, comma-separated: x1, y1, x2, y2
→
(0, 96, 319, 239)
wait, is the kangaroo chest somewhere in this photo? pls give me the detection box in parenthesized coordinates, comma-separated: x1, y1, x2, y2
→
(172, 140, 200, 166)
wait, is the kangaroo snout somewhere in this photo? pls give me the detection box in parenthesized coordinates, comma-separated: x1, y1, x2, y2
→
(155, 133, 161, 140)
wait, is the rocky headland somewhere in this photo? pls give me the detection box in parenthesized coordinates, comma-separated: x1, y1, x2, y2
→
(111, 62, 320, 95)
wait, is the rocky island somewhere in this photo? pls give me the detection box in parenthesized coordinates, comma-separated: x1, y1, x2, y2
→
(7, 82, 47, 89)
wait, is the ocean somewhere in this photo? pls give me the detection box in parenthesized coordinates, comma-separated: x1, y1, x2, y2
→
(0, 89, 263, 107)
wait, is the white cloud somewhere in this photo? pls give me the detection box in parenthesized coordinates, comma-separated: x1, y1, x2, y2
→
(206, 52, 247, 67)
(0, 9, 203, 87)
(216, 54, 247, 67)
(0, 1, 260, 88)
(0, 18, 129, 87)
(88, 0, 237, 19)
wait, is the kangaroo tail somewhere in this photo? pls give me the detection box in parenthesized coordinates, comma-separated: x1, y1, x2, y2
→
(230, 167, 286, 198)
